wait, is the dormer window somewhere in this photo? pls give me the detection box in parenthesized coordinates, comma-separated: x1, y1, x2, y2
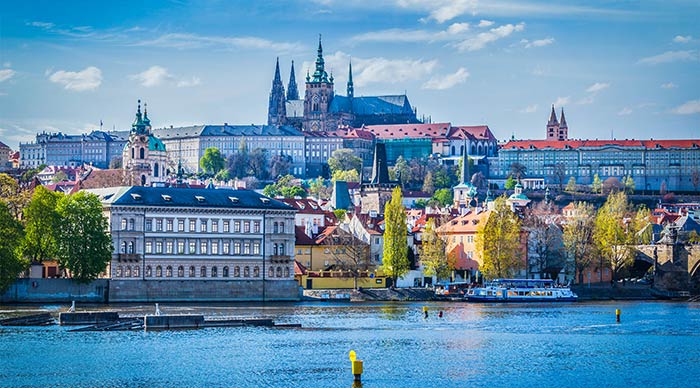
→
(228, 196, 239, 203)
(130, 193, 141, 200)
(161, 194, 172, 201)
(260, 198, 270, 204)
(195, 195, 205, 203)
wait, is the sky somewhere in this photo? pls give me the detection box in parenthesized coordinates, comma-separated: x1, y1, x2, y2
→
(0, 0, 699, 150)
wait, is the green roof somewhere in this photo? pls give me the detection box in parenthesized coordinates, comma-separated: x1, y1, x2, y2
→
(148, 135, 166, 151)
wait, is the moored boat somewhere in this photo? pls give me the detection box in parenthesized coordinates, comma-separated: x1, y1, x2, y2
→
(466, 279, 577, 302)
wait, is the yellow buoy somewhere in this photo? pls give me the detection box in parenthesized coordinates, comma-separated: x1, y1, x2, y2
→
(349, 350, 363, 382)
(616, 309, 621, 323)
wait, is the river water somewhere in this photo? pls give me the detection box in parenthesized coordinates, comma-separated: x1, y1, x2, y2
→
(1, 301, 699, 388)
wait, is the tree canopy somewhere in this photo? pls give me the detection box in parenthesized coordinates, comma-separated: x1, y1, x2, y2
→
(593, 192, 635, 284)
(382, 187, 409, 286)
(328, 149, 362, 175)
(420, 219, 454, 280)
(262, 174, 307, 198)
(475, 196, 523, 279)
(562, 201, 597, 284)
(200, 147, 226, 176)
(21, 186, 62, 263)
(0, 202, 26, 293)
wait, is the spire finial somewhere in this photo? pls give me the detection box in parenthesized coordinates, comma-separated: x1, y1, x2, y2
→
(137, 99, 141, 114)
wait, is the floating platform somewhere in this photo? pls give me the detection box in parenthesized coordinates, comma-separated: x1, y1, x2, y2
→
(0, 313, 55, 326)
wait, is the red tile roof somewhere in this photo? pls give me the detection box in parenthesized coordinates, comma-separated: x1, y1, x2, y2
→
(332, 128, 376, 140)
(359, 123, 452, 140)
(501, 139, 700, 150)
(294, 260, 308, 275)
(448, 126, 496, 141)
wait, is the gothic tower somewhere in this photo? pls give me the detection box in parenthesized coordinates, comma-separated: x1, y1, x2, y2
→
(287, 60, 299, 101)
(558, 107, 568, 141)
(359, 142, 398, 215)
(347, 61, 354, 99)
(267, 57, 287, 126)
(303, 35, 334, 131)
(546, 104, 559, 140)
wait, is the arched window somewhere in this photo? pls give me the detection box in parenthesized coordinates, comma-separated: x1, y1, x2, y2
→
(269, 267, 275, 277)
(460, 145, 464, 156)
(128, 241, 134, 254)
(131, 148, 135, 158)
(279, 243, 285, 255)
(141, 175, 146, 186)
(279, 222, 284, 234)
(189, 266, 195, 277)
(223, 266, 229, 277)
(234, 266, 240, 277)
(253, 266, 260, 278)
(154, 162, 159, 178)
(471, 144, 476, 154)
(276, 267, 282, 277)
(139, 147, 145, 159)
(478, 144, 483, 155)
(273, 243, 278, 256)
(146, 266, 152, 277)
(156, 266, 162, 277)
(273, 222, 278, 234)
(125, 266, 131, 277)
(133, 266, 139, 277)
(284, 267, 290, 277)
(178, 266, 184, 277)
(200, 266, 207, 277)
(451, 146, 455, 155)
(116, 266, 123, 277)
(129, 219, 135, 231)
(212, 266, 218, 277)
(121, 241, 127, 253)
(166, 266, 173, 277)
(244, 266, 250, 277)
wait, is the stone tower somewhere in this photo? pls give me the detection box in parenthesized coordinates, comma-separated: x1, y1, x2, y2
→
(546, 104, 559, 140)
(303, 35, 334, 131)
(267, 58, 287, 126)
(558, 107, 568, 140)
(347, 61, 354, 99)
(453, 139, 477, 211)
(287, 60, 299, 101)
(359, 143, 398, 215)
(122, 100, 168, 186)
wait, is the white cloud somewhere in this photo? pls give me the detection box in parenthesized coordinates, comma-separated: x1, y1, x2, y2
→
(618, 107, 633, 116)
(522, 37, 554, 48)
(447, 23, 470, 34)
(661, 82, 677, 89)
(672, 100, 700, 115)
(422, 67, 469, 90)
(576, 96, 595, 105)
(396, 0, 477, 23)
(350, 23, 472, 44)
(0, 69, 16, 82)
(456, 22, 525, 51)
(131, 66, 172, 87)
(586, 82, 610, 93)
(28, 21, 55, 29)
(673, 35, 692, 43)
(638, 50, 698, 65)
(176, 77, 201, 88)
(48, 66, 102, 91)
(478, 20, 494, 28)
(135, 33, 303, 52)
(555, 96, 570, 106)
(519, 104, 538, 113)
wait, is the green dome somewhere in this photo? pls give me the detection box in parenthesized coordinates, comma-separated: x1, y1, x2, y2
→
(148, 135, 166, 151)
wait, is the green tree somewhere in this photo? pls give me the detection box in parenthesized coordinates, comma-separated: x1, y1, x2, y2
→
(22, 186, 62, 263)
(420, 219, 454, 280)
(689, 230, 700, 244)
(331, 169, 360, 183)
(624, 175, 636, 194)
(199, 147, 226, 176)
(432, 168, 452, 189)
(593, 192, 635, 285)
(509, 162, 527, 181)
(248, 148, 269, 180)
(227, 139, 249, 178)
(51, 171, 69, 183)
(0, 203, 27, 293)
(308, 177, 331, 200)
(431, 188, 453, 207)
(392, 156, 411, 187)
(263, 174, 304, 198)
(55, 192, 112, 282)
(422, 171, 435, 194)
(382, 187, 409, 286)
(563, 202, 597, 284)
(504, 176, 516, 190)
(279, 185, 307, 198)
(0, 173, 31, 219)
(565, 177, 577, 192)
(333, 209, 347, 222)
(475, 196, 522, 279)
(633, 206, 652, 245)
(269, 154, 292, 178)
(328, 149, 362, 175)
(591, 173, 602, 194)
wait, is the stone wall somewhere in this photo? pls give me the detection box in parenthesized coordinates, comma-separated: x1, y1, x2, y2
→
(1, 279, 109, 303)
(108, 279, 300, 302)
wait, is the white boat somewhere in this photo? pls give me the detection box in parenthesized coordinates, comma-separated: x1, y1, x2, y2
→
(465, 279, 578, 302)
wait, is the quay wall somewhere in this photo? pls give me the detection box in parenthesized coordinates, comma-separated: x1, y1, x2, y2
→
(1, 279, 108, 303)
(108, 279, 301, 302)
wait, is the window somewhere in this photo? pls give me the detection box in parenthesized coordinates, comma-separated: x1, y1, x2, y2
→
(177, 266, 184, 277)
(234, 221, 241, 232)
(276, 267, 282, 277)
(178, 220, 185, 232)
(284, 267, 289, 277)
(223, 220, 230, 232)
(121, 241, 127, 253)
(244, 221, 250, 233)
(253, 241, 260, 255)
(156, 241, 163, 254)
(156, 219, 163, 231)
(166, 241, 173, 254)
(273, 243, 278, 256)
(178, 241, 185, 254)
(146, 266, 152, 277)
(116, 266, 123, 277)
(189, 266, 195, 277)
(166, 219, 173, 232)
(156, 266, 162, 277)
(145, 241, 153, 254)
(253, 221, 260, 233)
(121, 219, 127, 230)
(279, 222, 285, 234)
(223, 266, 229, 277)
(234, 242, 241, 254)
(200, 220, 207, 232)
(279, 243, 285, 256)
(200, 241, 208, 254)
(234, 266, 240, 277)
(133, 266, 139, 277)
(244, 242, 250, 255)
(273, 222, 278, 234)
(211, 266, 218, 277)
(253, 266, 260, 278)
(145, 219, 152, 231)
(128, 242, 134, 254)
(200, 266, 207, 277)
(129, 219, 135, 231)
(189, 220, 196, 232)
(166, 266, 173, 277)
(212, 241, 219, 255)
(223, 241, 230, 255)
(244, 266, 250, 277)
(212, 220, 219, 233)
(189, 241, 196, 254)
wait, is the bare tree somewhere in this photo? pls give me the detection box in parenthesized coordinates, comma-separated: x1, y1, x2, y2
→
(692, 170, 700, 193)
(323, 227, 371, 289)
(523, 203, 565, 280)
(509, 162, 527, 181)
(551, 163, 566, 192)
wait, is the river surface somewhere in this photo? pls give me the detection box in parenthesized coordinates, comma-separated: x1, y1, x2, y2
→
(1, 301, 699, 388)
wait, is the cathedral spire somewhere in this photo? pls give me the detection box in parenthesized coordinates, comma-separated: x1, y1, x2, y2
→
(311, 34, 328, 83)
(370, 142, 391, 184)
(132, 99, 147, 134)
(460, 139, 470, 185)
(273, 57, 282, 83)
(347, 60, 354, 98)
(287, 60, 299, 100)
(559, 107, 568, 129)
(267, 58, 287, 126)
(548, 104, 559, 126)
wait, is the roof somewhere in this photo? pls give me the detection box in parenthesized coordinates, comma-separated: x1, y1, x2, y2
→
(72, 168, 126, 193)
(360, 123, 451, 140)
(285, 100, 304, 118)
(154, 124, 303, 139)
(501, 139, 700, 151)
(295, 226, 318, 245)
(148, 135, 166, 151)
(279, 198, 326, 214)
(294, 260, 307, 276)
(448, 126, 496, 141)
(332, 128, 376, 140)
(329, 95, 415, 117)
(85, 186, 294, 210)
(0, 140, 11, 150)
(438, 210, 490, 234)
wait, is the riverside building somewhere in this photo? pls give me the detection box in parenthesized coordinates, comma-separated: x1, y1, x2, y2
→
(87, 185, 298, 301)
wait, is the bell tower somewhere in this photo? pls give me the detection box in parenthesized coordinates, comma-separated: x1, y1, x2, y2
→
(303, 35, 334, 131)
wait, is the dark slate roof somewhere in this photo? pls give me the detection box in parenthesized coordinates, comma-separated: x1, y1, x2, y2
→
(329, 95, 415, 116)
(200, 124, 303, 137)
(87, 186, 294, 211)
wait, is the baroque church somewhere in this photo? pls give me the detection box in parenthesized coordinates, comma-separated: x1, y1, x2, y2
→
(268, 36, 421, 131)
(122, 100, 168, 186)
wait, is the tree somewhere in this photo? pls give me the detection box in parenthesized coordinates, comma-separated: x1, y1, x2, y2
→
(0, 203, 26, 293)
(552, 163, 566, 191)
(565, 177, 577, 192)
(475, 196, 522, 279)
(422, 171, 435, 194)
(308, 177, 331, 200)
(0, 173, 31, 219)
(328, 149, 362, 175)
(331, 169, 360, 183)
(591, 173, 602, 194)
(563, 202, 597, 284)
(471, 172, 486, 190)
(55, 192, 112, 282)
(509, 162, 527, 181)
(659, 180, 667, 195)
(689, 230, 700, 244)
(420, 219, 454, 280)
(323, 228, 371, 289)
(633, 206, 652, 245)
(432, 167, 452, 189)
(382, 187, 409, 286)
(593, 192, 635, 285)
(52, 171, 69, 183)
(504, 176, 516, 190)
(109, 157, 123, 169)
(624, 175, 635, 194)
(279, 185, 307, 198)
(524, 207, 565, 280)
(392, 156, 411, 187)
(227, 139, 249, 179)
(199, 147, 226, 176)
(22, 186, 62, 263)
(269, 154, 292, 178)
(692, 170, 700, 193)
(248, 148, 268, 180)
(333, 209, 347, 222)
(602, 177, 623, 194)
(262, 174, 306, 198)
(431, 188, 453, 208)
(20, 164, 46, 183)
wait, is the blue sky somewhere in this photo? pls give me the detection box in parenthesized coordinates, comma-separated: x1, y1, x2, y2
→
(0, 0, 698, 149)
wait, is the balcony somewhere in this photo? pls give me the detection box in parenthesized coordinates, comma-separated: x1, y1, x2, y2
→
(117, 254, 142, 263)
(270, 255, 292, 263)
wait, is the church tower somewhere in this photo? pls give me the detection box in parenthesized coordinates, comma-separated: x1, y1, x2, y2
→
(123, 100, 168, 186)
(358, 142, 398, 215)
(546, 104, 560, 140)
(347, 61, 354, 99)
(267, 58, 287, 126)
(287, 60, 299, 101)
(558, 107, 568, 140)
(303, 35, 334, 131)
(453, 139, 477, 211)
